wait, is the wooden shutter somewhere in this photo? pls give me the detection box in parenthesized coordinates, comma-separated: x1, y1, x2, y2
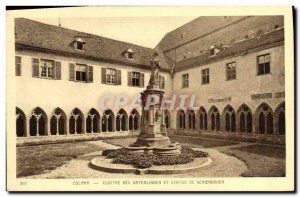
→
(159, 75, 165, 89)
(54, 61, 61, 80)
(101, 67, 106, 84)
(32, 58, 39, 77)
(115, 69, 121, 85)
(140, 73, 144, 87)
(127, 71, 132, 86)
(88, 66, 93, 82)
(15, 56, 21, 76)
(69, 63, 75, 81)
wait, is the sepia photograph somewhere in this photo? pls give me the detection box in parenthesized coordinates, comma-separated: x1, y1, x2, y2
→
(6, 6, 294, 192)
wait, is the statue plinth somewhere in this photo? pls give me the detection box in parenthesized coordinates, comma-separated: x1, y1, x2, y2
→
(125, 83, 181, 156)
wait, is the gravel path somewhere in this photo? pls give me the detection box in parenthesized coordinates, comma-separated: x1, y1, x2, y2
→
(25, 141, 247, 178)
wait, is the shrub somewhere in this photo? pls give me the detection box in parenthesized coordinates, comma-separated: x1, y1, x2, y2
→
(102, 146, 208, 169)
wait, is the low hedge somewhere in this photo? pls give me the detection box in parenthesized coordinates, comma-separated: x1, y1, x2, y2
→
(102, 146, 208, 169)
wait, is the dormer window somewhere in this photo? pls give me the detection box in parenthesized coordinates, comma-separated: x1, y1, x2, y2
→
(122, 48, 135, 60)
(209, 45, 215, 56)
(74, 37, 86, 51)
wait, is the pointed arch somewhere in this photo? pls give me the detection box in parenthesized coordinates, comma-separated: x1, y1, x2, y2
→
(129, 109, 140, 131)
(198, 106, 207, 130)
(164, 109, 171, 129)
(222, 105, 236, 132)
(50, 107, 67, 135)
(16, 107, 26, 137)
(187, 109, 196, 129)
(237, 104, 253, 133)
(274, 102, 285, 135)
(69, 108, 84, 134)
(102, 109, 115, 132)
(255, 103, 273, 134)
(116, 108, 128, 131)
(208, 106, 220, 131)
(29, 107, 48, 136)
(86, 108, 100, 133)
(177, 109, 185, 129)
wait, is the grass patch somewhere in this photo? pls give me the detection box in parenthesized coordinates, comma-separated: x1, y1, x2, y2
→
(169, 136, 239, 148)
(221, 145, 285, 177)
(17, 142, 104, 177)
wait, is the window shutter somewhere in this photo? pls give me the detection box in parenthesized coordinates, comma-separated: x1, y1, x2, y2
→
(140, 73, 144, 87)
(69, 63, 75, 81)
(127, 71, 132, 86)
(159, 75, 165, 89)
(15, 56, 21, 76)
(54, 61, 61, 80)
(88, 65, 93, 82)
(115, 69, 121, 85)
(32, 58, 39, 77)
(101, 67, 106, 84)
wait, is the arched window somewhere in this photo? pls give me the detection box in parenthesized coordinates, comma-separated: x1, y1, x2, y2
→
(199, 107, 207, 130)
(164, 109, 171, 129)
(50, 108, 66, 135)
(129, 109, 140, 131)
(275, 103, 285, 135)
(102, 110, 114, 132)
(237, 104, 252, 133)
(256, 103, 273, 134)
(16, 107, 26, 137)
(177, 110, 185, 129)
(223, 105, 236, 132)
(86, 108, 100, 133)
(29, 107, 47, 136)
(209, 106, 220, 131)
(116, 109, 128, 131)
(69, 108, 84, 134)
(187, 109, 195, 129)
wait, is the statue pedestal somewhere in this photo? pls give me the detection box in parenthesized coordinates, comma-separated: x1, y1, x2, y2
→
(125, 84, 181, 156)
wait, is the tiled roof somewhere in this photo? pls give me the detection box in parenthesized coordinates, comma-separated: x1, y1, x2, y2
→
(156, 16, 284, 53)
(156, 16, 248, 51)
(15, 18, 171, 71)
(174, 28, 284, 71)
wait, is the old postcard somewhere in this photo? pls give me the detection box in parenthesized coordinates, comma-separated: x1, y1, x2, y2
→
(6, 6, 294, 191)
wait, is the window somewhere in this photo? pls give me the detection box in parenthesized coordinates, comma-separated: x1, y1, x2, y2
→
(106, 68, 116, 84)
(76, 42, 84, 51)
(159, 75, 165, 89)
(75, 64, 87, 82)
(32, 58, 61, 80)
(40, 59, 54, 78)
(202, 69, 209, 84)
(128, 71, 144, 87)
(74, 37, 85, 51)
(226, 62, 236, 80)
(132, 72, 140, 87)
(128, 52, 134, 60)
(15, 56, 21, 76)
(101, 68, 121, 85)
(182, 74, 189, 88)
(257, 54, 271, 75)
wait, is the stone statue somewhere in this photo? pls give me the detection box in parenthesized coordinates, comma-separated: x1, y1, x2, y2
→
(149, 52, 160, 86)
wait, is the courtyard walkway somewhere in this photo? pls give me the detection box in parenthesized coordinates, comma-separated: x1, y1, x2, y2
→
(24, 140, 247, 178)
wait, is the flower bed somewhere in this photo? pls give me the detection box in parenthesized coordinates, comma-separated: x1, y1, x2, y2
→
(102, 146, 208, 169)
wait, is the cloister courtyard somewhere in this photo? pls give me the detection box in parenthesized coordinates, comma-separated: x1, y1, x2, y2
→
(17, 134, 285, 178)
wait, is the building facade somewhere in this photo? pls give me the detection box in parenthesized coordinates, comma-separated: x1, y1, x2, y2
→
(15, 16, 285, 143)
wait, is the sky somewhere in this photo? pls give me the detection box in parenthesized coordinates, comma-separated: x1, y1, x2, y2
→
(30, 17, 198, 48)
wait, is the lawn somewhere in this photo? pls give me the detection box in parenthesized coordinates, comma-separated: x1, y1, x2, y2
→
(17, 142, 104, 177)
(220, 145, 286, 177)
(103, 135, 239, 148)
